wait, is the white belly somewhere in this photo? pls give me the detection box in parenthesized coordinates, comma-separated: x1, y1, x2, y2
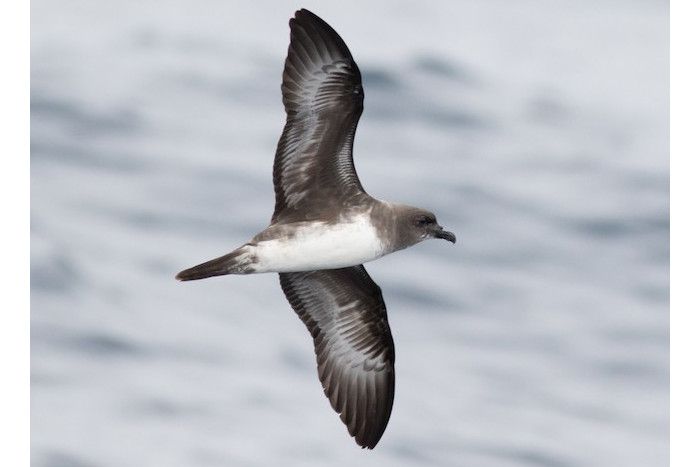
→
(251, 216, 385, 273)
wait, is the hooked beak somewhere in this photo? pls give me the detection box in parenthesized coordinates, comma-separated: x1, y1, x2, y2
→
(433, 226, 456, 244)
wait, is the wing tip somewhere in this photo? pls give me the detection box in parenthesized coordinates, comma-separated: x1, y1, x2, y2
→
(289, 8, 314, 28)
(355, 435, 381, 450)
(294, 8, 318, 21)
(288, 8, 349, 53)
(339, 374, 393, 449)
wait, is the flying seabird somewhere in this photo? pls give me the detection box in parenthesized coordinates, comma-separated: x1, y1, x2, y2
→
(176, 9, 456, 449)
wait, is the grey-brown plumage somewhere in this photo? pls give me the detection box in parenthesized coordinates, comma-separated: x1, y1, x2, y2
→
(176, 8, 456, 450)
(273, 11, 395, 448)
(280, 266, 394, 449)
(273, 8, 366, 224)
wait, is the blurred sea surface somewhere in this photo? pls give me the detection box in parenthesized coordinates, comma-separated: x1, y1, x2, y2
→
(31, 1, 669, 466)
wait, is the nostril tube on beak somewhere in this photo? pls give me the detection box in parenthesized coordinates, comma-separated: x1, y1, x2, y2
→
(434, 228, 456, 244)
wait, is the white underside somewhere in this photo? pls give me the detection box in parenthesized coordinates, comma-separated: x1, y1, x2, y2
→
(249, 214, 385, 273)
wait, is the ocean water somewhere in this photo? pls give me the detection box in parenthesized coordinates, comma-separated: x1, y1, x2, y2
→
(30, 1, 669, 466)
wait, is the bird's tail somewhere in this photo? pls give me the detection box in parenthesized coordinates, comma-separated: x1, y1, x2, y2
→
(176, 245, 256, 281)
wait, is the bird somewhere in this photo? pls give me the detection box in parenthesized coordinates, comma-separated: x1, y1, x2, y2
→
(176, 8, 456, 449)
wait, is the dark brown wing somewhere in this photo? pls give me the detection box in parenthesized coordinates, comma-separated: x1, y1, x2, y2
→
(279, 266, 395, 449)
(272, 9, 366, 224)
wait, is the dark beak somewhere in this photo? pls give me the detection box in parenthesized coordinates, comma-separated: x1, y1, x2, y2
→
(434, 226, 456, 244)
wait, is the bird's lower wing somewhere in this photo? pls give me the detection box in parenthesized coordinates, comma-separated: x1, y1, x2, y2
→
(279, 265, 395, 449)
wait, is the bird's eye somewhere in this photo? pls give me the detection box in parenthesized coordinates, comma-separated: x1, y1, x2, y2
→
(416, 216, 430, 226)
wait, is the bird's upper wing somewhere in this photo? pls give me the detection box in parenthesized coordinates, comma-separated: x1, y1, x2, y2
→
(272, 9, 366, 224)
(279, 265, 395, 449)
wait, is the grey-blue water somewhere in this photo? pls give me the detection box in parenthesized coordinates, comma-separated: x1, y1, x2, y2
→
(31, 1, 669, 466)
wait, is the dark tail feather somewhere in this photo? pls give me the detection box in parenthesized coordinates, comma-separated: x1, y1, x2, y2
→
(176, 249, 252, 281)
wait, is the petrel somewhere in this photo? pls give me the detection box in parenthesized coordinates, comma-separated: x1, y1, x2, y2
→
(177, 9, 456, 449)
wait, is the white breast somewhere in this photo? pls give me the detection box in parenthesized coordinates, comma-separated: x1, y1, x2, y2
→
(251, 214, 385, 273)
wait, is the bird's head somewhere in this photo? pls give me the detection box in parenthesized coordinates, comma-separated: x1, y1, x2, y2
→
(395, 207, 456, 248)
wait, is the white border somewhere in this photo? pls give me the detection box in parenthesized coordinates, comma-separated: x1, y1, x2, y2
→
(670, 1, 699, 466)
(2, 1, 679, 466)
(0, 0, 30, 465)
